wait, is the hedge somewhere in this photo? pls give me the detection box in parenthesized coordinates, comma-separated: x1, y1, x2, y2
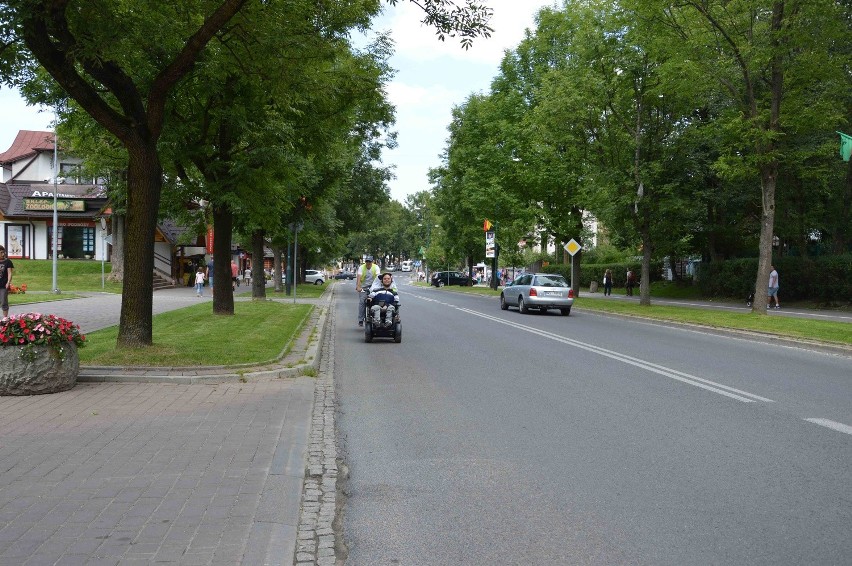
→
(696, 255, 852, 304)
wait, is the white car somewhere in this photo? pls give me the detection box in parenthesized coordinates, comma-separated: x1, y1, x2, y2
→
(304, 270, 325, 285)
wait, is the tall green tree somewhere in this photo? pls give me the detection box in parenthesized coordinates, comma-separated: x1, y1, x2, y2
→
(643, 0, 850, 311)
(0, 0, 491, 346)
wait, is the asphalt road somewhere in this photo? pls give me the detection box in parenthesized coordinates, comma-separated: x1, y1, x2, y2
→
(333, 277, 852, 565)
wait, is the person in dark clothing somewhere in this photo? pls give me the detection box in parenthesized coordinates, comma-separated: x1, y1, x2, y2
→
(0, 245, 14, 318)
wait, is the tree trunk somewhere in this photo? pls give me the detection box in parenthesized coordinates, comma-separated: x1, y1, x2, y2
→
(212, 204, 234, 315)
(752, 167, 777, 313)
(117, 143, 162, 347)
(570, 248, 582, 298)
(273, 248, 283, 293)
(750, 2, 784, 314)
(251, 230, 266, 300)
(640, 225, 652, 306)
(107, 214, 125, 282)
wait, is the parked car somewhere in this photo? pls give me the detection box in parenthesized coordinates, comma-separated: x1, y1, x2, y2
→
(334, 271, 355, 280)
(430, 270, 472, 287)
(500, 273, 573, 315)
(304, 270, 325, 285)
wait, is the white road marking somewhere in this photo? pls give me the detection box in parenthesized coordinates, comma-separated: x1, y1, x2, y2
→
(805, 418, 852, 436)
(407, 292, 773, 404)
(459, 307, 773, 403)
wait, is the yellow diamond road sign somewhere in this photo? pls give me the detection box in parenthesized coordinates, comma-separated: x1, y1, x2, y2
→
(564, 239, 581, 256)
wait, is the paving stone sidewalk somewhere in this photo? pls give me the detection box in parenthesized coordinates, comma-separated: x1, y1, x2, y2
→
(0, 284, 334, 565)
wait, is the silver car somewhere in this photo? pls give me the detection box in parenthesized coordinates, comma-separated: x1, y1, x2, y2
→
(500, 273, 574, 315)
(304, 269, 325, 285)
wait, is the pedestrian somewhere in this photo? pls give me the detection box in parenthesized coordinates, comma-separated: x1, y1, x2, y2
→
(206, 254, 214, 292)
(194, 266, 206, 297)
(231, 259, 239, 289)
(767, 265, 780, 309)
(603, 269, 613, 296)
(0, 245, 14, 318)
(355, 255, 380, 326)
(626, 269, 635, 296)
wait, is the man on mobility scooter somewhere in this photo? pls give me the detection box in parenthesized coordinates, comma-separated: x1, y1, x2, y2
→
(364, 271, 401, 343)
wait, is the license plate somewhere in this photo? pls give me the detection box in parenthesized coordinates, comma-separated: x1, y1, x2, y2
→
(545, 291, 562, 297)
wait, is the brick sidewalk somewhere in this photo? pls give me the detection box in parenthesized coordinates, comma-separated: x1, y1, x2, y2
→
(0, 379, 313, 565)
(0, 284, 335, 565)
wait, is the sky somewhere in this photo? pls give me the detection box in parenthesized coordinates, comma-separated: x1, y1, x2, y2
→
(0, 1, 555, 203)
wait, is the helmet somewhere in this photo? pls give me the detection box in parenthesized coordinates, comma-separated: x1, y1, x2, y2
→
(364, 255, 374, 262)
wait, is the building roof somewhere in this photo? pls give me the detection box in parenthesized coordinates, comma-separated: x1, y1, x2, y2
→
(0, 130, 55, 165)
(0, 183, 107, 219)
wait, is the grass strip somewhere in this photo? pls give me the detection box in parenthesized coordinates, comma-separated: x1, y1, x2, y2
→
(8, 293, 81, 307)
(79, 301, 312, 366)
(576, 296, 851, 346)
(427, 284, 851, 346)
(9, 259, 123, 293)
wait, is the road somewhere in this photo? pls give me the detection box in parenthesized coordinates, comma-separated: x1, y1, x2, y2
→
(332, 275, 852, 565)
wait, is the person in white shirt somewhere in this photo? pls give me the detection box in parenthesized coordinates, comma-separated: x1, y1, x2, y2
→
(767, 265, 780, 309)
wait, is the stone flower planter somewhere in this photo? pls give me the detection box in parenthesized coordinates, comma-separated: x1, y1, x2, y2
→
(0, 343, 80, 395)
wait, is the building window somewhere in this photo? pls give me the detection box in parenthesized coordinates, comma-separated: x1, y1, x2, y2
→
(83, 227, 94, 254)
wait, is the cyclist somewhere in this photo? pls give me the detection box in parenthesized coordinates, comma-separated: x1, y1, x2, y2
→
(355, 255, 380, 326)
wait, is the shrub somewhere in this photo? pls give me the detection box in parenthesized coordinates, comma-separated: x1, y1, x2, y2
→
(696, 255, 852, 304)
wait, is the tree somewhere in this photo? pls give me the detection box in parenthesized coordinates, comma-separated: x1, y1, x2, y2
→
(645, 0, 850, 311)
(1, 0, 492, 345)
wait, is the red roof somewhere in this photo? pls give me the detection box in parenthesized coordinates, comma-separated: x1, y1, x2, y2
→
(0, 130, 55, 165)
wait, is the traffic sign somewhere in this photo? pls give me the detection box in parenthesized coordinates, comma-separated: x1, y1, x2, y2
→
(564, 239, 581, 256)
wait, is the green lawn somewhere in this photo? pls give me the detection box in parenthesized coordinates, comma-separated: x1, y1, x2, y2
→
(79, 301, 313, 366)
(9, 259, 122, 293)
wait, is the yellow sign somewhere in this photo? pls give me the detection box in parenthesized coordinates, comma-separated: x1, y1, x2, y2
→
(564, 238, 582, 256)
(23, 198, 86, 212)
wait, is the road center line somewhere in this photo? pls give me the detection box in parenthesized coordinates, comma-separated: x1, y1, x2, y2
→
(804, 418, 852, 436)
(412, 294, 772, 403)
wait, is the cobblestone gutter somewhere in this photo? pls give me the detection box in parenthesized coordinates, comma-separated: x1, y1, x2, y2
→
(295, 302, 346, 565)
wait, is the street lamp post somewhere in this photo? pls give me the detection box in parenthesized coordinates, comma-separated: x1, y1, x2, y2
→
(418, 223, 439, 281)
(51, 130, 60, 294)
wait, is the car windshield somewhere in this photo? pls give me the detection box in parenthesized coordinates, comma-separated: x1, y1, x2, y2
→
(535, 275, 568, 288)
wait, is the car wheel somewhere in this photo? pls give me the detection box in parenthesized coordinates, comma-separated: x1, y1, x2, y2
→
(518, 296, 528, 314)
(561, 307, 571, 316)
(500, 294, 509, 310)
(438, 281, 445, 287)
(314, 279, 323, 285)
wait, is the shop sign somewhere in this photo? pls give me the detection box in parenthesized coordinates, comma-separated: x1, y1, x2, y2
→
(24, 198, 86, 212)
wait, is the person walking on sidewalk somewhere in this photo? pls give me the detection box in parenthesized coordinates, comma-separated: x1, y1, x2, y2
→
(768, 265, 780, 309)
(603, 269, 613, 296)
(0, 245, 14, 318)
(194, 267, 206, 297)
(626, 269, 636, 296)
(206, 254, 215, 292)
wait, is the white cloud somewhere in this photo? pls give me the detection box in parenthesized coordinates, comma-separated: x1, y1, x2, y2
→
(377, 0, 556, 201)
(0, 89, 54, 152)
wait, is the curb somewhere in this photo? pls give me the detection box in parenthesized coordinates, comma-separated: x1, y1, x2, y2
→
(77, 292, 332, 384)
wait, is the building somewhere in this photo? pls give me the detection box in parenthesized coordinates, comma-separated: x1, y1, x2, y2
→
(0, 130, 109, 260)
